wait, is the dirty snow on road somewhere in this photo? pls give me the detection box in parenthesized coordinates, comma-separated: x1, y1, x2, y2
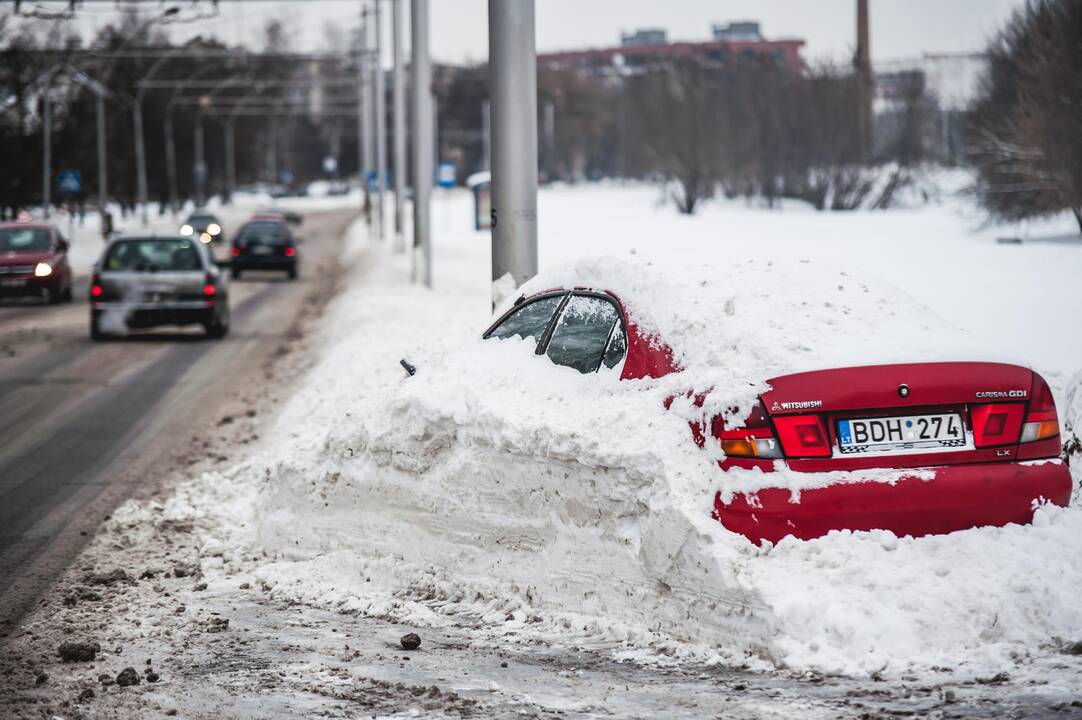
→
(4, 182, 1082, 718)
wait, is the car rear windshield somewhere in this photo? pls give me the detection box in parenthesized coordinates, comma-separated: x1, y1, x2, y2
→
(0, 227, 50, 252)
(237, 222, 288, 245)
(188, 214, 215, 224)
(103, 239, 203, 272)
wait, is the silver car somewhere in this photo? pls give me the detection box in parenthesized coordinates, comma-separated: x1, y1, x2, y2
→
(89, 235, 230, 340)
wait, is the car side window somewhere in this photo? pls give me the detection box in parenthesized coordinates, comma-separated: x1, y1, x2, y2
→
(545, 295, 621, 374)
(602, 319, 627, 370)
(487, 295, 564, 347)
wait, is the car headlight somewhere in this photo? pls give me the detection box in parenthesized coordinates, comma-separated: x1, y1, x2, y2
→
(207, 223, 221, 235)
(34, 262, 52, 278)
(180, 224, 194, 236)
(199, 232, 212, 244)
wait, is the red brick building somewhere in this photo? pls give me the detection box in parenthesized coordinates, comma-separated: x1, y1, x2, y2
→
(539, 22, 805, 76)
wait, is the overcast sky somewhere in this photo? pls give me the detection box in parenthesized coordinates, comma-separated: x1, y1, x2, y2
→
(61, 0, 1024, 66)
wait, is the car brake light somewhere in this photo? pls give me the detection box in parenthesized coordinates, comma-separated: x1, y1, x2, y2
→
(773, 414, 832, 457)
(284, 246, 296, 257)
(1020, 373, 1060, 443)
(717, 403, 782, 459)
(971, 403, 1025, 447)
(231, 247, 240, 257)
(90, 283, 103, 298)
(203, 273, 217, 297)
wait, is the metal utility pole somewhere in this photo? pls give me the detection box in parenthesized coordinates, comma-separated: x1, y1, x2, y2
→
(410, 0, 433, 287)
(42, 83, 51, 219)
(95, 91, 108, 217)
(374, 0, 387, 239)
(488, 0, 539, 299)
(135, 56, 169, 226)
(193, 112, 206, 208)
(391, 0, 407, 251)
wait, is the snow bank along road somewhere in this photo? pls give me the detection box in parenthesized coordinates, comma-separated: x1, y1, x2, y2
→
(0, 207, 357, 634)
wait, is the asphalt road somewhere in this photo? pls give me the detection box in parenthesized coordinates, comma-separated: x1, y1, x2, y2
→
(0, 207, 358, 635)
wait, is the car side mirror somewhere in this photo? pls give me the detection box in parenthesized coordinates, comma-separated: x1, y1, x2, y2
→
(57, 240, 69, 252)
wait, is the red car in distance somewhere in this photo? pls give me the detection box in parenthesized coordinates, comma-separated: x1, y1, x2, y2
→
(483, 287, 1071, 545)
(0, 220, 74, 303)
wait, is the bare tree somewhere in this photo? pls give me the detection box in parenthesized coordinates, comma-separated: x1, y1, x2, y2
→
(968, 0, 1082, 232)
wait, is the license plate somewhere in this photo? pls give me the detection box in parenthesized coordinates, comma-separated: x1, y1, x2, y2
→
(252, 246, 273, 255)
(836, 413, 969, 455)
(144, 292, 176, 303)
(0, 278, 27, 287)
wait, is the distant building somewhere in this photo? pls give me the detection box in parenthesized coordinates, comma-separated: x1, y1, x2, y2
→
(712, 21, 762, 42)
(620, 29, 667, 47)
(539, 23, 804, 77)
(873, 52, 988, 161)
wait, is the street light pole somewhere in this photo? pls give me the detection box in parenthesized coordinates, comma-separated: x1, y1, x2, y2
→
(42, 82, 52, 219)
(96, 91, 108, 218)
(164, 110, 178, 214)
(194, 111, 206, 208)
(374, 0, 387, 240)
(488, 0, 539, 301)
(391, 0, 406, 252)
(133, 103, 148, 223)
(410, 0, 432, 287)
(224, 119, 236, 203)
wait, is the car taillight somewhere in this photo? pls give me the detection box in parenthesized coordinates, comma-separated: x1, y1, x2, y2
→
(203, 272, 217, 297)
(231, 247, 240, 257)
(90, 283, 103, 298)
(716, 403, 782, 459)
(1020, 373, 1059, 443)
(284, 246, 296, 257)
(971, 403, 1025, 447)
(773, 414, 832, 458)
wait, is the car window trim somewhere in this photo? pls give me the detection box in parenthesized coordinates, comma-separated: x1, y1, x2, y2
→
(539, 291, 625, 372)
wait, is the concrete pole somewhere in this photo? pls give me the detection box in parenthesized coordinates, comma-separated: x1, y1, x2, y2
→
(224, 119, 236, 204)
(410, 0, 432, 287)
(359, 4, 373, 221)
(96, 92, 108, 217)
(391, 0, 406, 251)
(134, 102, 149, 224)
(488, 0, 538, 299)
(481, 99, 490, 171)
(42, 88, 51, 219)
(194, 113, 206, 208)
(164, 111, 178, 214)
(374, 0, 387, 239)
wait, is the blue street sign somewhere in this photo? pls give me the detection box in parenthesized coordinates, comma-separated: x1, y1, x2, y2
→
(57, 170, 81, 194)
(436, 162, 457, 189)
(367, 170, 392, 193)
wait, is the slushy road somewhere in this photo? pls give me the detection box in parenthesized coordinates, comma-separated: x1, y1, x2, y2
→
(0, 208, 357, 634)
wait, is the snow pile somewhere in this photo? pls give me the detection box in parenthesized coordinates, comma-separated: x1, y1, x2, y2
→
(110, 186, 1082, 680)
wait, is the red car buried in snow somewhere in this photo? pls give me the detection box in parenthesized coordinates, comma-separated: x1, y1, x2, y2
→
(483, 287, 1071, 545)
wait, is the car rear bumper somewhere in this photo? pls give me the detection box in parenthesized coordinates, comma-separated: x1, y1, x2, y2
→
(232, 256, 295, 270)
(714, 460, 1073, 545)
(92, 301, 216, 329)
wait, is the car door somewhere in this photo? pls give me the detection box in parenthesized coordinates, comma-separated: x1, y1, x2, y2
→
(540, 293, 627, 374)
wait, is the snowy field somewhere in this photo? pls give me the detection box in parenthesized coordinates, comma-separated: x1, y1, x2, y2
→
(98, 180, 1082, 702)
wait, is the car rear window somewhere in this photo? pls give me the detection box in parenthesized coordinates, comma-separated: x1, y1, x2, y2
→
(0, 227, 50, 252)
(237, 222, 288, 245)
(104, 239, 202, 272)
